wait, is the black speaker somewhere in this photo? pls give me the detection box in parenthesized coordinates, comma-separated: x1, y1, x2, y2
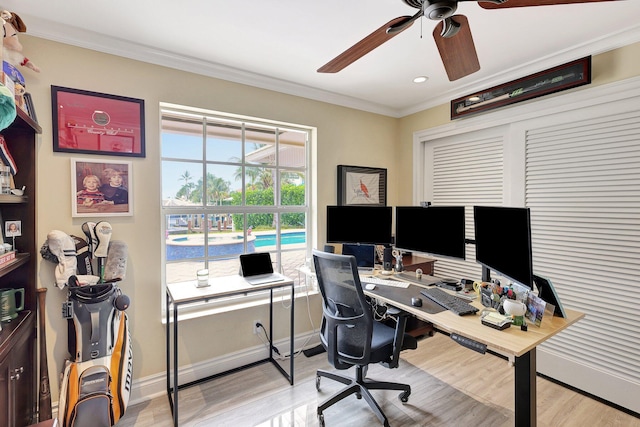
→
(383, 248, 393, 271)
(323, 245, 335, 253)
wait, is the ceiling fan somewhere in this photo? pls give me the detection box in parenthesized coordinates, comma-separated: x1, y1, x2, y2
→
(318, 0, 617, 81)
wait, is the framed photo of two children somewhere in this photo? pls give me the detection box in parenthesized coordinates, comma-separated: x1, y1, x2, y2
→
(71, 158, 133, 217)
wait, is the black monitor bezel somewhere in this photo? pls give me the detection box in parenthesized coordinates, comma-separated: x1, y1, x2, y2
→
(473, 205, 534, 289)
(394, 205, 466, 261)
(326, 205, 393, 245)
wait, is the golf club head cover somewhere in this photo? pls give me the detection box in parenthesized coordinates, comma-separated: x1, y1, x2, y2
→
(40, 240, 59, 264)
(70, 234, 93, 275)
(73, 274, 100, 286)
(47, 230, 78, 289)
(103, 240, 128, 283)
(93, 221, 112, 258)
(81, 221, 98, 256)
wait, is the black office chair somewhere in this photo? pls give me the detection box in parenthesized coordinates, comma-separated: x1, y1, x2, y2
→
(312, 249, 418, 427)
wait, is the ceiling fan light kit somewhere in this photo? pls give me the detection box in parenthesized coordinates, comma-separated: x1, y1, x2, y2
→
(318, 0, 615, 81)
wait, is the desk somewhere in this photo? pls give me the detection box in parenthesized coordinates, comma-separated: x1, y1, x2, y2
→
(166, 275, 295, 427)
(365, 282, 584, 427)
(402, 254, 437, 274)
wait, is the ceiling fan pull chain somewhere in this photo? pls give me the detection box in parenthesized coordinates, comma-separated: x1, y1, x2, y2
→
(420, 0, 424, 38)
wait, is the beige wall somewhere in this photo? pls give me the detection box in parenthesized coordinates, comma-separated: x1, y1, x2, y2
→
(21, 36, 401, 401)
(20, 33, 639, 402)
(397, 42, 640, 205)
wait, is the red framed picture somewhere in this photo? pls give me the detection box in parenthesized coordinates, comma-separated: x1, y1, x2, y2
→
(52, 86, 145, 157)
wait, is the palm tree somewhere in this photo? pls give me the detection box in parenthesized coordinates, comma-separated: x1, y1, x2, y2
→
(177, 170, 195, 199)
(232, 163, 261, 190)
(207, 173, 231, 205)
(256, 168, 273, 190)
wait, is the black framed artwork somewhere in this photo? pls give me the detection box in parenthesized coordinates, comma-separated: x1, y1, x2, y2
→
(337, 165, 387, 206)
(52, 85, 146, 157)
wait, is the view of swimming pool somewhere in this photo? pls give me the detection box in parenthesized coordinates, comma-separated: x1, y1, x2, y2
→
(255, 231, 306, 247)
(166, 230, 306, 260)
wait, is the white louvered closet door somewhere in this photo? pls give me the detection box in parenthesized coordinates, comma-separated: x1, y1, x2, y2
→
(525, 109, 640, 413)
(416, 77, 640, 413)
(425, 131, 505, 281)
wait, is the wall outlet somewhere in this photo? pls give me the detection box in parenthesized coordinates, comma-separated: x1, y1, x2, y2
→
(253, 320, 262, 335)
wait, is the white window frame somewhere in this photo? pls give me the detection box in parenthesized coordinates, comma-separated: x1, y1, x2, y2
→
(160, 103, 315, 315)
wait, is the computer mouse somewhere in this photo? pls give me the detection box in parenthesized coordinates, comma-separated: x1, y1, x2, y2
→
(365, 284, 376, 290)
(411, 297, 423, 307)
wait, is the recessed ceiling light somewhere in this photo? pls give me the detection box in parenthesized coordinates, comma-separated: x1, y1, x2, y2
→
(413, 76, 429, 83)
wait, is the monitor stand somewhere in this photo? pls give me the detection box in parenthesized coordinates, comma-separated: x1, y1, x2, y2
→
(436, 278, 462, 292)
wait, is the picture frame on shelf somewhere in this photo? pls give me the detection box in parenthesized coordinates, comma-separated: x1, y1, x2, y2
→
(5, 220, 21, 237)
(52, 85, 146, 157)
(71, 158, 133, 217)
(337, 165, 387, 206)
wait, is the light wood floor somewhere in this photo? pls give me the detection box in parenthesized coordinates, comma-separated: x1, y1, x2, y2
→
(117, 334, 639, 426)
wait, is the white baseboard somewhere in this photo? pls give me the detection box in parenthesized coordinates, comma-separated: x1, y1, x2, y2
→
(53, 331, 321, 412)
(538, 347, 639, 414)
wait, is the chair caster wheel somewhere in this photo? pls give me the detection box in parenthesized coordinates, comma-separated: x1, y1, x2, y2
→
(316, 376, 321, 391)
(318, 413, 325, 427)
(399, 390, 411, 403)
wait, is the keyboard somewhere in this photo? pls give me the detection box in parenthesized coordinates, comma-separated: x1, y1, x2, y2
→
(360, 276, 410, 289)
(420, 287, 479, 316)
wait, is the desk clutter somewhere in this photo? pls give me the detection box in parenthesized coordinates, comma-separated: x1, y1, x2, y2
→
(359, 269, 561, 332)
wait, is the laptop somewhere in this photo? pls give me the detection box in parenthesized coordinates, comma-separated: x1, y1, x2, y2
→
(239, 252, 286, 285)
(342, 243, 376, 275)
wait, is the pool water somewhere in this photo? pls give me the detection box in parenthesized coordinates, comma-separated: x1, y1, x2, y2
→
(255, 231, 306, 247)
(166, 231, 306, 261)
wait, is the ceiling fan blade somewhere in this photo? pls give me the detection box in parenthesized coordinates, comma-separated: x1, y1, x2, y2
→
(433, 15, 480, 81)
(318, 16, 415, 73)
(479, 0, 616, 9)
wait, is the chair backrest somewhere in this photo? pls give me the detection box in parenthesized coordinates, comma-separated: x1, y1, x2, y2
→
(312, 249, 373, 369)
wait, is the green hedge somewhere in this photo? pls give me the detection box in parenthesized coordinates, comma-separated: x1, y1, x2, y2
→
(231, 184, 305, 230)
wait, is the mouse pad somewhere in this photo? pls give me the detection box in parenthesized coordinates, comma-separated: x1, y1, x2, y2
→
(368, 284, 445, 315)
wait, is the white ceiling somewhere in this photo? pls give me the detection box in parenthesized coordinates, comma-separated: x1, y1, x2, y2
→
(5, 0, 640, 117)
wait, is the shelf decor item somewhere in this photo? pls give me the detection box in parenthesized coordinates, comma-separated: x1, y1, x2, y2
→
(337, 165, 387, 206)
(52, 86, 145, 157)
(451, 56, 591, 120)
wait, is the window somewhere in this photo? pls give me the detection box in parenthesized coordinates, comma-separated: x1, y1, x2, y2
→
(160, 105, 312, 294)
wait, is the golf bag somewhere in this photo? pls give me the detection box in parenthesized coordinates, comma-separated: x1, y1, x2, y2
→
(58, 282, 132, 427)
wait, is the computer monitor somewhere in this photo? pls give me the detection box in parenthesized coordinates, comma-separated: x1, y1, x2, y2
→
(326, 205, 393, 245)
(394, 206, 466, 261)
(341, 243, 376, 271)
(473, 206, 534, 289)
(533, 274, 566, 318)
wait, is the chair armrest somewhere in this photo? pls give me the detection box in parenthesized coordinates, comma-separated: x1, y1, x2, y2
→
(380, 305, 414, 369)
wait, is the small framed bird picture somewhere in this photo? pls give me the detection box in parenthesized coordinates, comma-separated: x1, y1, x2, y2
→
(337, 165, 387, 206)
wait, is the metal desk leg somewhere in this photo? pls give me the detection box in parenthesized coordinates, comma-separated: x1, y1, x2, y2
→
(166, 292, 170, 405)
(514, 348, 537, 427)
(173, 303, 179, 426)
(269, 288, 274, 360)
(289, 283, 294, 385)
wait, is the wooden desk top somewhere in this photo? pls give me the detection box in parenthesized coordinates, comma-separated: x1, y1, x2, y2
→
(167, 274, 293, 304)
(365, 284, 584, 358)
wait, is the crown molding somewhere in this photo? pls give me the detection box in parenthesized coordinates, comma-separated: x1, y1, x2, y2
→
(23, 14, 640, 119)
